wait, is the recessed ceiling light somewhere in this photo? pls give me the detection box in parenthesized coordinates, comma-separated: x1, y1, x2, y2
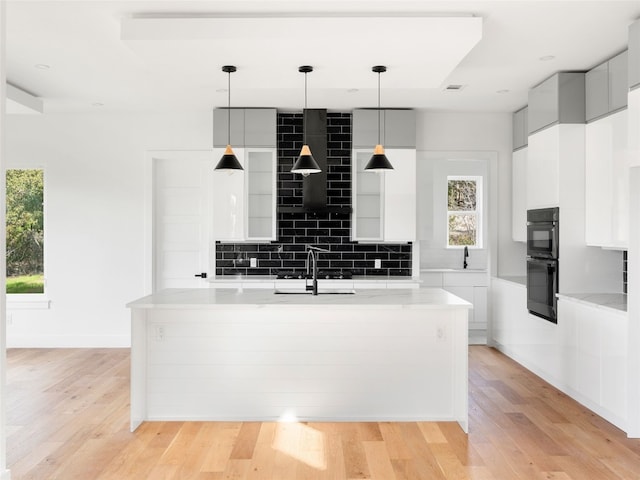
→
(35, 64, 50, 70)
(216, 88, 228, 93)
(347, 88, 359, 93)
(539, 55, 555, 62)
(92, 102, 104, 107)
(444, 84, 466, 92)
(496, 89, 510, 94)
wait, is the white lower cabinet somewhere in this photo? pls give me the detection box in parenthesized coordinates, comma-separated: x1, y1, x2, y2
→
(490, 276, 628, 432)
(422, 271, 488, 342)
(558, 298, 627, 426)
(585, 110, 629, 248)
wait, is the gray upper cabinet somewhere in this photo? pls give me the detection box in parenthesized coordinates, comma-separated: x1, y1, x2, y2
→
(629, 19, 640, 89)
(586, 50, 628, 122)
(512, 106, 528, 151)
(213, 108, 276, 148)
(213, 108, 245, 147)
(384, 109, 416, 148)
(609, 50, 628, 112)
(586, 62, 609, 121)
(528, 72, 585, 135)
(244, 109, 277, 147)
(352, 109, 415, 148)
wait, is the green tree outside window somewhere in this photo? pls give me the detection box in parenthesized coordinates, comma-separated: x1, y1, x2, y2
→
(6, 169, 44, 294)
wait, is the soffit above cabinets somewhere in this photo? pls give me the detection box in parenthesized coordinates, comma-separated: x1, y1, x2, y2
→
(5, 1, 640, 113)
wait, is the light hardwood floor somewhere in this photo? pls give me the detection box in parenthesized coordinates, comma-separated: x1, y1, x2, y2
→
(6, 346, 640, 479)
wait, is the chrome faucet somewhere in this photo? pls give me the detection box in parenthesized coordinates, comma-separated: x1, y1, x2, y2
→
(306, 246, 330, 295)
(463, 246, 469, 269)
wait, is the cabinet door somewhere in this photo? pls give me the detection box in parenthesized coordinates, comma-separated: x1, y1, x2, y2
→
(526, 127, 560, 209)
(352, 149, 383, 241)
(473, 286, 488, 330)
(213, 147, 245, 241)
(586, 61, 609, 122)
(608, 50, 628, 113)
(528, 75, 559, 134)
(244, 109, 277, 147)
(384, 110, 416, 148)
(213, 109, 245, 147)
(383, 149, 416, 242)
(629, 20, 640, 89)
(610, 110, 629, 247)
(512, 108, 526, 150)
(585, 120, 614, 246)
(511, 148, 527, 242)
(245, 149, 276, 241)
(353, 109, 384, 149)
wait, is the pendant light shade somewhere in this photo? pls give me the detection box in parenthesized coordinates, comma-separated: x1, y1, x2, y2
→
(215, 65, 243, 172)
(291, 65, 321, 176)
(365, 65, 394, 172)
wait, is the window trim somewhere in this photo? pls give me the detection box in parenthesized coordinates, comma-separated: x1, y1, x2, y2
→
(446, 175, 483, 249)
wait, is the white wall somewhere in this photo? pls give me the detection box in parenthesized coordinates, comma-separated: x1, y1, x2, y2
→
(6, 111, 212, 347)
(416, 111, 526, 276)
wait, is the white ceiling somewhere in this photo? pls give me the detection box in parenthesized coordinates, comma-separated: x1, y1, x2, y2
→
(5, 0, 640, 114)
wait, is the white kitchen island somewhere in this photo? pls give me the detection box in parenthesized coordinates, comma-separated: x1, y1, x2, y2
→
(127, 288, 471, 432)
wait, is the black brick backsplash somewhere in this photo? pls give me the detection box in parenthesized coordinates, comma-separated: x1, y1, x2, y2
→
(215, 112, 412, 277)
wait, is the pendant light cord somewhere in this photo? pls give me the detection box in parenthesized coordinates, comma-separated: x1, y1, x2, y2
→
(377, 70, 381, 145)
(227, 70, 231, 146)
(303, 71, 308, 145)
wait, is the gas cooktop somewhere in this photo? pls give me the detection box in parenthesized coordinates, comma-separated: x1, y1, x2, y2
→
(276, 270, 353, 280)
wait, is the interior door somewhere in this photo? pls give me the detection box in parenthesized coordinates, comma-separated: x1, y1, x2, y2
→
(153, 151, 212, 290)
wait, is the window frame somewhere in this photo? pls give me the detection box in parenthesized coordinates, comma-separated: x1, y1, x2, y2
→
(446, 175, 483, 249)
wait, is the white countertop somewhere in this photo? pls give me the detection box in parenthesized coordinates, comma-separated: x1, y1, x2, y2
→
(495, 275, 527, 286)
(557, 293, 627, 313)
(209, 275, 420, 283)
(127, 287, 473, 310)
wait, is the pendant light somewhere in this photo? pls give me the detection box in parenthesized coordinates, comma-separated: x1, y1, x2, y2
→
(291, 65, 321, 176)
(365, 65, 394, 171)
(215, 65, 243, 172)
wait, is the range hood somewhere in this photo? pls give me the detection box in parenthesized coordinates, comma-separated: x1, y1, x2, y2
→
(279, 108, 352, 214)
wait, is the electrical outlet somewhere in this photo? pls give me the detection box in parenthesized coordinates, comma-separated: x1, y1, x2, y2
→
(7, 313, 12, 325)
(374, 258, 382, 269)
(155, 325, 164, 341)
(250, 257, 257, 268)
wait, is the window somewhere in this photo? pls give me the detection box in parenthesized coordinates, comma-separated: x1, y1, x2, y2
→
(447, 176, 481, 247)
(6, 169, 44, 294)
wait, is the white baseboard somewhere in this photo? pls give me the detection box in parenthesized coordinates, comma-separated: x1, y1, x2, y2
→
(6, 335, 130, 348)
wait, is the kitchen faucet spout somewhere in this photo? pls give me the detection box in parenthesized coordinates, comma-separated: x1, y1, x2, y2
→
(463, 246, 469, 269)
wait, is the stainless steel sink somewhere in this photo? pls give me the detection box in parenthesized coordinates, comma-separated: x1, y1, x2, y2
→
(274, 289, 356, 295)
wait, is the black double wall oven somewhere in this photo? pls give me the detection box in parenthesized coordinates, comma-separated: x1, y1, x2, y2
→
(527, 207, 559, 323)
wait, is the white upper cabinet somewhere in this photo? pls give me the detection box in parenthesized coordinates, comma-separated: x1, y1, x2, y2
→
(352, 148, 416, 243)
(585, 109, 629, 248)
(526, 127, 560, 209)
(213, 147, 246, 241)
(511, 147, 527, 242)
(213, 108, 277, 242)
(352, 109, 417, 243)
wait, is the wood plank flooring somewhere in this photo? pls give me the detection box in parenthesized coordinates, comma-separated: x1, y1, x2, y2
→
(6, 346, 640, 479)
